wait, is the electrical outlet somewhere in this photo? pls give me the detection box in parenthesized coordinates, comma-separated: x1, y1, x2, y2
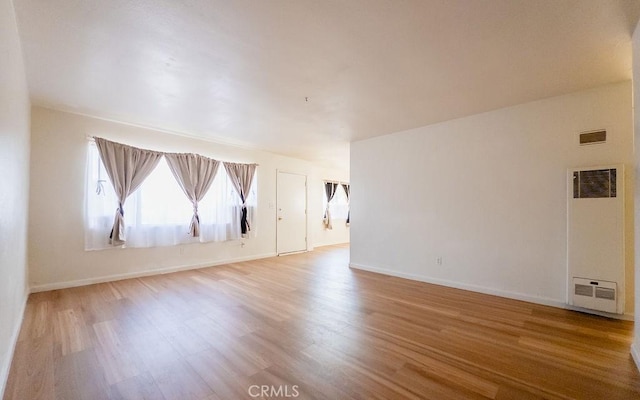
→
(179, 247, 184, 256)
(436, 257, 442, 265)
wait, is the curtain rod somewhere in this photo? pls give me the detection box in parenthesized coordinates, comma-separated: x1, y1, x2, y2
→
(86, 135, 259, 166)
(323, 179, 349, 185)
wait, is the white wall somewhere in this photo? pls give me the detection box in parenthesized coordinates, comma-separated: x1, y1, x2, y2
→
(351, 81, 634, 315)
(632, 19, 640, 369)
(0, 0, 31, 396)
(28, 107, 349, 290)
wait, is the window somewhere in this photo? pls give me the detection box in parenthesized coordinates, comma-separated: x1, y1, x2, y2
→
(85, 143, 257, 250)
(323, 184, 349, 220)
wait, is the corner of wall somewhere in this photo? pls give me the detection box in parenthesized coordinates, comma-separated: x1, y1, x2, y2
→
(632, 16, 640, 373)
(0, 294, 28, 398)
(0, 0, 32, 395)
(632, 342, 640, 371)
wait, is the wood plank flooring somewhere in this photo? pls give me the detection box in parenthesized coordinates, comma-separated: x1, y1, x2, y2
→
(4, 244, 640, 399)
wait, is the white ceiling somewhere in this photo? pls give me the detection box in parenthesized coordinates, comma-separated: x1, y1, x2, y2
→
(13, 0, 640, 170)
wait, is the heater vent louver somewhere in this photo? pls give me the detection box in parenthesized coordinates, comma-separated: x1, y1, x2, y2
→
(579, 130, 606, 145)
(574, 284, 593, 297)
(571, 278, 617, 313)
(595, 287, 615, 301)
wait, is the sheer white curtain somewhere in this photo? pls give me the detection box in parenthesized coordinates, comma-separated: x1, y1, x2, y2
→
(199, 168, 258, 241)
(223, 162, 257, 236)
(342, 183, 350, 226)
(165, 153, 220, 237)
(85, 143, 257, 250)
(322, 183, 349, 224)
(94, 137, 163, 245)
(323, 182, 338, 229)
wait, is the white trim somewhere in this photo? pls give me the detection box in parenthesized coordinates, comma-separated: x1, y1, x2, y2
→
(0, 292, 28, 399)
(277, 250, 307, 256)
(30, 252, 276, 293)
(349, 262, 634, 321)
(314, 241, 350, 249)
(563, 306, 634, 321)
(322, 179, 350, 185)
(632, 343, 640, 372)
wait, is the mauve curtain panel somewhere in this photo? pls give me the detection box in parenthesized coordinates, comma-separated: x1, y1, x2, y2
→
(94, 137, 163, 245)
(223, 162, 257, 235)
(323, 181, 338, 229)
(165, 153, 220, 237)
(342, 183, 350, 225)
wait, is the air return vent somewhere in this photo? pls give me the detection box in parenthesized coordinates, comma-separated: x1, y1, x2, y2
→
(579, 130, 606, 145)
(572, 169, 616, 198)
(572, 278, 617, 313)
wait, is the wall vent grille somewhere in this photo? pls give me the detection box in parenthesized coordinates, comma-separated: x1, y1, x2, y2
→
(579, 130, 606, 145)
(574, 284, 593, 297)
(595, 287, 615, 301)
(571, 278, 617, 313)
(573, 169, 616, 198)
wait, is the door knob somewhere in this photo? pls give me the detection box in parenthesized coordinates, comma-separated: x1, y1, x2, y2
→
(278, 217, 283, 220)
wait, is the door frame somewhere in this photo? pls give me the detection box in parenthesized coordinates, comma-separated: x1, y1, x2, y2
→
(276, 170, 308, 255)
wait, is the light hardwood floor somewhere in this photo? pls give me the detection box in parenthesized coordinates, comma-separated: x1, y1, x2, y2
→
(4, 244, 640, 399)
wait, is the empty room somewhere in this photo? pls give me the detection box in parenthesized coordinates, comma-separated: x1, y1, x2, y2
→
(3, 0, 640, 399)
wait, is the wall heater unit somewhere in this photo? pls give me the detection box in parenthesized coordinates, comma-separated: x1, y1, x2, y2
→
(567, 165, 624, 314)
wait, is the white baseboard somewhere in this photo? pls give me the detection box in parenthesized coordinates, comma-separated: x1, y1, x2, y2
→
(349, 262, 634, 321)
(563, 305, 635, 321)
(313, 241, 350, 248)
(632, 342, 640, 372)
(0, 290, 28, 399)
(30, 252, 277, 293)
(278, 250, 308, 256)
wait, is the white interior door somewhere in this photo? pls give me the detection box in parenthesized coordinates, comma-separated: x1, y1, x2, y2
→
(277, 171, 307, 255)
